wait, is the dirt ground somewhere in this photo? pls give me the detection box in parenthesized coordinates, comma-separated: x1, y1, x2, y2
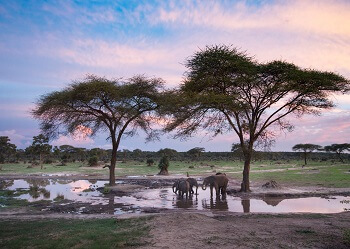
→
(142, 212, 350, 249)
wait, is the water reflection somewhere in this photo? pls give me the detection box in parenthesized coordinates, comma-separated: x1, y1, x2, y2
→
(173, 196, 198, 208)
(241, 199, 250, 213)
(1, 179, 349, 214)
(202, 197, 229, 211)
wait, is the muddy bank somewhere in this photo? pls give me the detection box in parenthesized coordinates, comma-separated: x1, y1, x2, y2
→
(143, 212, 350, 249)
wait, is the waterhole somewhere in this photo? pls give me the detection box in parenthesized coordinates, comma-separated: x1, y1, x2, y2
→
(1, 179, 349, 214)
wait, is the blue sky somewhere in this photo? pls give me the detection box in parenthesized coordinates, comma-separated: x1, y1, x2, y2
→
(1, 0, 350, 151)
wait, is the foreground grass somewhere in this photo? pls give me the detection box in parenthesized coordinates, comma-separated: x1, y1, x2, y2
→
(1, 160, 349, 188)
(0, 218, 150, 248)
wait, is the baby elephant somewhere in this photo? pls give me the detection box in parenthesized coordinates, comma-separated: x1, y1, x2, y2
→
(202, 174, 229, 198)
(177, 180, 190, 198)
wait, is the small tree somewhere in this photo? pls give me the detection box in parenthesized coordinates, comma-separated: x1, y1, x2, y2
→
(29, 134, 52, 169)
(146, 158, 154, 166)
(187, 147, 205, 161)
(88, 156, 99, 167)
(158, 156, 169, 175)
(323, 144, 350, 162)
(32, 75, 164, 185)
(0, 136, 17, 163)
(157, 148, 177, 159)
(292, 144, 322, 165)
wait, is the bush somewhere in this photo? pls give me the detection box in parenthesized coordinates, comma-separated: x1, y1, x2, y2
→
(88, 156, 98, 167)
(158, 156, 169, 170)
(146, 159, 154, 166)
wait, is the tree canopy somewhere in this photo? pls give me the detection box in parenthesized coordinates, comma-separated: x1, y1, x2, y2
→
(0, 136, 17, 164)
(164, 45, 349, 191)
(323, 143, 350, 162)
(292, 143, 322, 165)
(32, 75, 165, 185)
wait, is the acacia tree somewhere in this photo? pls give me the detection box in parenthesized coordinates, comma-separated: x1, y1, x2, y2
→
(165, 45, 349, 192)
(292, 143, 322, 165)
(187, 147, 205, 160)
(33, 75, 164, 185)
(323, 143, 350, 162)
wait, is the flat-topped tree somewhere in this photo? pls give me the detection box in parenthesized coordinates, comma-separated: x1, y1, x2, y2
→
(164, 45, 349, 192)
(33, 75, 164, 185)
(323, 143, 350, 162)
(292, 144, 322, 165)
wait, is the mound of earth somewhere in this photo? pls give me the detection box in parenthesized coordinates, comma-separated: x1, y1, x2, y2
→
(262, 180, 281, 189)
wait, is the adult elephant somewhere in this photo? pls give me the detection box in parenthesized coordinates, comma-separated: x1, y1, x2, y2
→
(202, 175, 229, 198)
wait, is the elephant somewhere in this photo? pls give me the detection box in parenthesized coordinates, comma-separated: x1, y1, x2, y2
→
(187, 178, 198, 195)
(172, 178, 185, 194)
(177, 179, 190, 198)
(202, 175, 229, 198)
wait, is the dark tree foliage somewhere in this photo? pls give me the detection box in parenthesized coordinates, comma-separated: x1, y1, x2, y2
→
(26, 134, 52, 169)
(32, 75, 165, 185)
(157, 148, 177, 159)
(158, 156, 169, 175)
(292, 143, 322, 165)
(323, 143, 350, 162)
(164, 45, 349, 192)
(0, 136, 17, 164)
(187, 147, 205, 160)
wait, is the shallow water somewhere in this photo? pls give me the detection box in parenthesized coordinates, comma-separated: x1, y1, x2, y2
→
(1, 179, 349, 214)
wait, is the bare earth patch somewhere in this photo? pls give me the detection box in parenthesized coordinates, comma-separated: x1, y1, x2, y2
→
(143, 212, 350, 249)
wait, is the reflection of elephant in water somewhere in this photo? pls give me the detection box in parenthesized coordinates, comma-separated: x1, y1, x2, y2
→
(202, 198, 228, 210)
(174, 197, 195, 208)
(202, 175, 228, 198)
(177, 180, 190, 198)
(187, 178, 198, 195)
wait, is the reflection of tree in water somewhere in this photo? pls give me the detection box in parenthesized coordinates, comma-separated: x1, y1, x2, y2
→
(0, 180, 14, 189)
(108, 195, 115, 214)
(57, 179, 73, 185)
(202, 197, 228, 211)
(173, 196, 196, 209)
(25, 179, 51, 199)
(262, 197, 284, 207)
(241, 199, 250, 213)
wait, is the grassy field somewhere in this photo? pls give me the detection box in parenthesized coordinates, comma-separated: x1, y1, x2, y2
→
(0, 218, 150, 248)
(0, 160, 349, 188)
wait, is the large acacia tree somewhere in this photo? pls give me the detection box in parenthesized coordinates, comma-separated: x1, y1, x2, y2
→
(33, 75, 164, 185)
(165, 45, 349, 192)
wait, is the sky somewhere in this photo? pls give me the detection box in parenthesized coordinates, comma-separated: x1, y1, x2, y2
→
(0, 0, 350, 152)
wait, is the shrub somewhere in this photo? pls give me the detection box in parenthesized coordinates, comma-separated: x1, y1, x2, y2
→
(88, 156, 98, 167)
(146, 159, 154, 166)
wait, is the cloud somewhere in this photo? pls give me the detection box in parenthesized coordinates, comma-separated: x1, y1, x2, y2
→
(153, 0, 350, 37)
(51, 134, 95, 148)
(0, 130, 30, 148)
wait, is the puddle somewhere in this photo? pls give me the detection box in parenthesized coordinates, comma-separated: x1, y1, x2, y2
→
(0, 179, 349, 214)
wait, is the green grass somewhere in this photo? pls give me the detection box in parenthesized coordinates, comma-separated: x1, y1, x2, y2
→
(0, 160, 349, 188)
(0, 217, 150, 248)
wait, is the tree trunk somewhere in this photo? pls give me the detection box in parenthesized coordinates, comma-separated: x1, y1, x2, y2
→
(240, 153, 251, 192)
(40, 153, 43, 170)
(109, 142, 117, 186)
(304, 152, 307, 165)
(158, 168, 169, 175)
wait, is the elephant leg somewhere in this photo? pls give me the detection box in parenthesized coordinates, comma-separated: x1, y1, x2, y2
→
(210, 186, 213, 197)
(215, 183, 219, 197)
